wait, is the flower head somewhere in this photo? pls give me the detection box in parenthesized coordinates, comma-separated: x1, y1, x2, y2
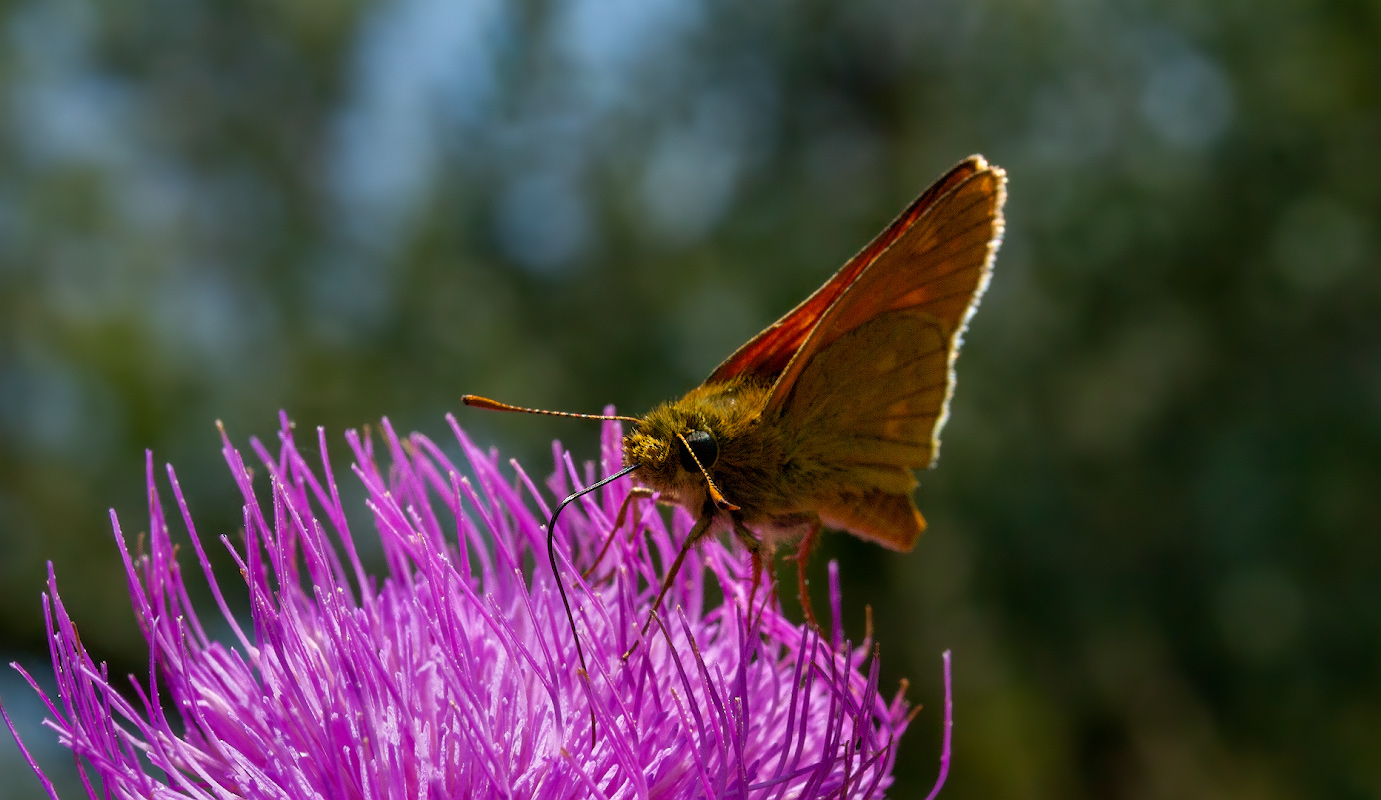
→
(5, 412, 948, 798)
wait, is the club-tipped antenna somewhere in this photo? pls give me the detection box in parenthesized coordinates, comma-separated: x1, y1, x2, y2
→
(547, 461, 640, 746)
(463, 395, 640, 424)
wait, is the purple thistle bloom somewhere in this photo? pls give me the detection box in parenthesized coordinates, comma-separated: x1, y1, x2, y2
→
(4, 412, 951, 798)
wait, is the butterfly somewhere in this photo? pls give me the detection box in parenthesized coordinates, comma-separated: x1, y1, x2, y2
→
(466, 153, 1005, 649)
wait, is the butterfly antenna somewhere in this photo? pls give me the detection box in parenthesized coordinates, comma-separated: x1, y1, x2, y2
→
(463, 395, 640, 424)
(676, 432, 740, 512)
(548, 461, 641, 747)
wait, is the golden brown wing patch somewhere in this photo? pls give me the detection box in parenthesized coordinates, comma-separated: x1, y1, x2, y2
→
(784, 308, 955, 480)
(816, 490, 927, 552)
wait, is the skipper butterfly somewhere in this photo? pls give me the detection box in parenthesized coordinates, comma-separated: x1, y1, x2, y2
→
(467, 154, 1005, 649)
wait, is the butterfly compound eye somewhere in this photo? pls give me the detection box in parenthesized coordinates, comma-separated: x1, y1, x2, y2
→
(678, 429, 719, 472)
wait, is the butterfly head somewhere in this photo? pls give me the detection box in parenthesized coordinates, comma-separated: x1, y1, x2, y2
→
(623, 405, 732, 511)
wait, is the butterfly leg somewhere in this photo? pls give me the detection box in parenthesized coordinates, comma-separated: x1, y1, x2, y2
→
(623, 503, 715, 660)
(732, 519, 776, 627)
(795, 520, 823, 630)
(583, 486, 655, 580)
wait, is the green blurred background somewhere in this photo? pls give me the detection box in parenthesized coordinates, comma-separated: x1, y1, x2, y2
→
(1, 0, 1378, 797)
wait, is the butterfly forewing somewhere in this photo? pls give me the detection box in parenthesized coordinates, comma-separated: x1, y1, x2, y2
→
(704, 156, 992, 387)
(765, 164, 1006, 422)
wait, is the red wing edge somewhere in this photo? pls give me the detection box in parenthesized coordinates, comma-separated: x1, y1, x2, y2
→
(762, 160, 1006, 442)
(702, 155, 993, 387)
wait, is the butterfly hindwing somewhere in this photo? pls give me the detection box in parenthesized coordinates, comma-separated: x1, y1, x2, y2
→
(784, 308, 952, 484)
(816, 489, 927, 552)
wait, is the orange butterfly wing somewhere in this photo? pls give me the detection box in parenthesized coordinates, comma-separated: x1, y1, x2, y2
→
(704, 155, 991, 386)
(767, 159, 1005, 424)
(781, 158, 1004, 550)
(712, 155, 1005, 551)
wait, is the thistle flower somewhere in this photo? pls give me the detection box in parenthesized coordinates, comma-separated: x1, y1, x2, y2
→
(4, 412, 951, 798)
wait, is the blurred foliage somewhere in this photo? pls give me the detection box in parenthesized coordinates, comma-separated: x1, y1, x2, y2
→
(1, 0, 1379, 797)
